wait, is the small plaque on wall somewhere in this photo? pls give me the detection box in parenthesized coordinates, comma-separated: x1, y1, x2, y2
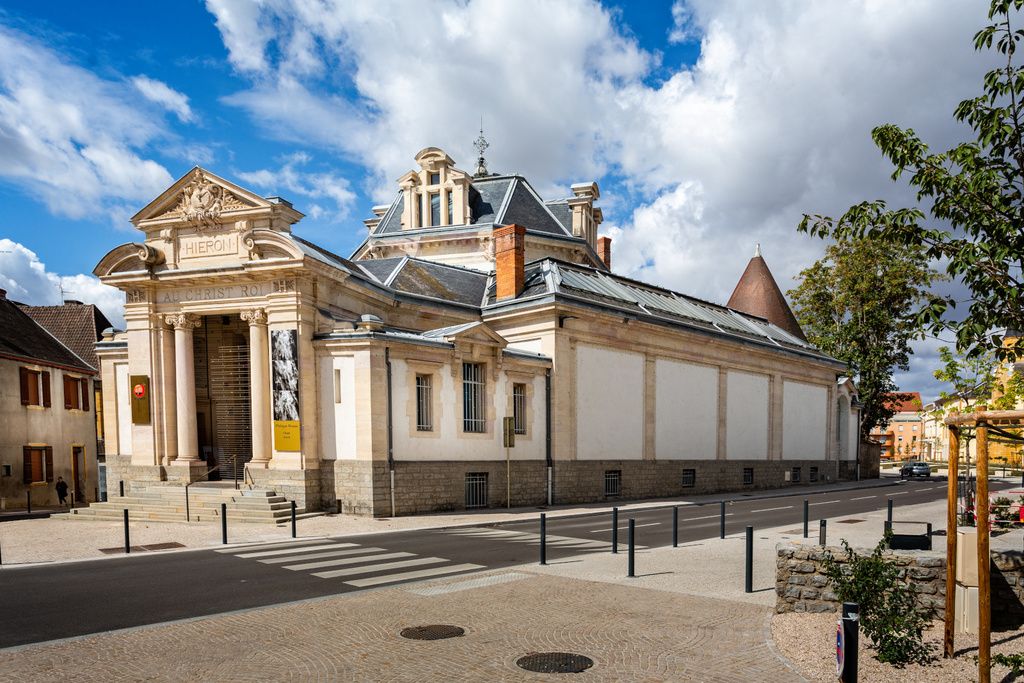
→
(274, 420, 301, 451)
(130, 375, 151, 424)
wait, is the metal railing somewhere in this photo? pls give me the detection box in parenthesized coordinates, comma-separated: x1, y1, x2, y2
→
(184, 455, 239, 522)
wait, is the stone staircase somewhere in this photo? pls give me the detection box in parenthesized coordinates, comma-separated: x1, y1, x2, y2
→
(58, 482, 320, 525)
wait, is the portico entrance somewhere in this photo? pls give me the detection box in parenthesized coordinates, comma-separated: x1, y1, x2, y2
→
(194, 315, 252, 480)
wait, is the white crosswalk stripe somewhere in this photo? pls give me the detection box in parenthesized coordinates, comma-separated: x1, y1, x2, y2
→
(217, 539, 481, 587)
(443, 527, 642, 550)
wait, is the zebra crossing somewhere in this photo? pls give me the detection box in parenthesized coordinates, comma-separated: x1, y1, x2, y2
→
(442, 527, 646, 550)
(216, 539, 482, 587)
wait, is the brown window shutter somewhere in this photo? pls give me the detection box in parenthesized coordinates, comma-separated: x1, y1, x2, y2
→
(81, 379, 90, 411)
(45, 447, 54, 483)
(64, 376, 73, 409)
(23, 446, 32, 484)
(41, 371, 51, 407)
(19, 367, 29, 405)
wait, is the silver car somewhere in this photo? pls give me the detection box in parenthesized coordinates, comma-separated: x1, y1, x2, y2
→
(900, 461, 931, 478)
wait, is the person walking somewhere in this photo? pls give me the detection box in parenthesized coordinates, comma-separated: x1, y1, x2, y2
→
(55, 477, 69, 507)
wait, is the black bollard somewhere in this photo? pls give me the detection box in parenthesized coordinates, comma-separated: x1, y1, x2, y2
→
(221, 503, 228, 545)
(803, 499, 809, 538)
(291, 500, 297, 538)
(119, 480, 124, 497)
(672, 506, 679, 548)
(840, 602, 860, 682)
(540, 513, 547, 565)
(887, 498, 893, 524)
(611, 507, 619, 554)
(720, 500, 726, 539)
(26, 490, 31, 515)
(819, 518, 827, 546)
(627, 518, 635, 578)
(124, 509, 131, 554)
(745, 526, 753, 593)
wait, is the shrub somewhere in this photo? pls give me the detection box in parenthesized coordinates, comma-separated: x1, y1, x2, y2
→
(820, 534, 935, 666)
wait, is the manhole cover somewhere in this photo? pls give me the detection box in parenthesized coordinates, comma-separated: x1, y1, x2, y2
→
(516, 652, 594, 674)
(399, 625, 465, 640)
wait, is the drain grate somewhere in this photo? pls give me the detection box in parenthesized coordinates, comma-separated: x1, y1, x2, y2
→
(516, 652, 594, 674)
(399, 625, 465, 641)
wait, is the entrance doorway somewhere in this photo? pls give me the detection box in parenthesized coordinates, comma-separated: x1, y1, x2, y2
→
(194, 315, 252, 481)
(71, 446, 84, 504)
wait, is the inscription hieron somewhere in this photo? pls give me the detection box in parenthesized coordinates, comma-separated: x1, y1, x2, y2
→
(179, 233, 239, 259)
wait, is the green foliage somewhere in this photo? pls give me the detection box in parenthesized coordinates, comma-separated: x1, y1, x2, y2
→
(821, 535, 935, 666)
(788, 237, 938, 439)
(798, 0, 1024, 361)
(991, 652, 1024, 674)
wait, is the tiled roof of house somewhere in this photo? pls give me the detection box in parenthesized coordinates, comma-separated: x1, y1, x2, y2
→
(18, 301, 112, 371)
(0, 295, 95, 372)
(886, 392, 923, 413)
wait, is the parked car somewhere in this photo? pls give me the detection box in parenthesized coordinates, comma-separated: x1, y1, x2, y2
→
(900, 461, 931, 478)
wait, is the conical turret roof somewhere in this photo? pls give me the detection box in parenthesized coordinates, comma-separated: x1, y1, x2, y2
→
(727, 246, 806, 341)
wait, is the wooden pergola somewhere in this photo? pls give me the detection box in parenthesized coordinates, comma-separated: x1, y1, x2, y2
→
(944, 410, 1024, 683)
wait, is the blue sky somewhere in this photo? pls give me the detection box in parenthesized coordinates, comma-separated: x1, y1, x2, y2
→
(0, 1, 998, 398)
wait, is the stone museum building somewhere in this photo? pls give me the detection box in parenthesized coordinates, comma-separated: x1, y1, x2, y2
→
(92, 146, 861, 516)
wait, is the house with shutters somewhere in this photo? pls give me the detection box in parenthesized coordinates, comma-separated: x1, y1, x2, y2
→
(86, 145, 862, 518)
(0, 289, 99, 508)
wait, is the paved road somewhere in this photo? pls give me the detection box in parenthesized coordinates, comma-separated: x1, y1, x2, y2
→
(0, 478, 1008, 649)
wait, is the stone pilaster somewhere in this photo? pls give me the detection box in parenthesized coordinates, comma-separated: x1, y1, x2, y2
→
(165, 313, 201, 462)
(241, 308, 272, 466)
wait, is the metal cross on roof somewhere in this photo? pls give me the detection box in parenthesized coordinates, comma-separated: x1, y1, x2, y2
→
(473, 120, 490, 178)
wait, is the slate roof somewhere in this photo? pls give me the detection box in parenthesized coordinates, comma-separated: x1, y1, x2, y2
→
(356, 257, 405, 283)
(500, 179, 568, 236)
(366, 257, 488, 306)
(0, 296, 95, 372)
(17, 302, 112, 371)
(727, 254, 806, 341)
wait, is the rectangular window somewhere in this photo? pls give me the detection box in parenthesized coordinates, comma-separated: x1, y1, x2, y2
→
(19, 367, 45, 406)
(791, 467, 802, 483)
(1, 464, 10, 477)
(416, 374, 433, 431)
(898, 425, 904, 431)
(912, 425, 918, 431)
(512, 383, 527, 435)
(22, 446, 52, 484)
(334, 368, 342, 404)
(462, 362, 486, 433)
(429, 192, 441, 226)
(447, 192, 453, 224)
(429, 172, 440, 185)
(465, 472, 488, 509)
(743, 467, 754, 485)
(681, 469, 696, 488)
(809, 466, 819, 483)
(604, 470, 622, 497)
(64, 376, 82, 410)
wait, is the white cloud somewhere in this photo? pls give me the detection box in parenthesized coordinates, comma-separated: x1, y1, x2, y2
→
(130, 75, 195, 123)
(236, 153, 357, 220)
(0, 239, 125, 328)
(0, 24, 174, 221)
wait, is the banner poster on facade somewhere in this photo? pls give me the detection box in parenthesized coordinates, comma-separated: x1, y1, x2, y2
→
(271, 328, 301, 451)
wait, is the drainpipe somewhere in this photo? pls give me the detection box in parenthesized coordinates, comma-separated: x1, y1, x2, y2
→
(385, 347, 395, 517)
(545, 368, 552, 506)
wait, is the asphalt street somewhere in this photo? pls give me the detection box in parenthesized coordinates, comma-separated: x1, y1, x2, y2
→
(0, 477, 1011, 649)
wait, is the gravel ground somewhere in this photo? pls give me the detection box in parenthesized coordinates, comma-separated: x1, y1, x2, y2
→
(772, 612, 1024, 682)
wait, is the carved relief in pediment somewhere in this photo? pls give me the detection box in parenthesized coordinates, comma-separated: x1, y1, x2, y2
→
(155, 169, 252, 229)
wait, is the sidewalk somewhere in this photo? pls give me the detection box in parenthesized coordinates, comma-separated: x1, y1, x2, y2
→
(0, 477, 901, 566)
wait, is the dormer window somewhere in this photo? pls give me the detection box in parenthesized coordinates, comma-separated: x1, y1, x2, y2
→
(397, 148, 473, 230)
(429, 192, 441, 226)
(430, 172, 441, 185)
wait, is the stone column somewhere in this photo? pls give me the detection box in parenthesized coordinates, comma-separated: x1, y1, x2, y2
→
(242, 309, 272, 466)
(166, 313, 201, 462)
(158, 320, 178, 462)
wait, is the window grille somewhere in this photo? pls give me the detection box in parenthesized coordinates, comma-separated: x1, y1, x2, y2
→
(791, 467, 802, 483)
(462, 363, 486, 433)
(512, 383, 527, 435)
(682, 469, 696, 488)
(743, 467, 754, 485)
(416, 374, 433, 431)
(465, 472, 488, 509)
(604, 470, 622, 497)
(809, 466, 819, 483)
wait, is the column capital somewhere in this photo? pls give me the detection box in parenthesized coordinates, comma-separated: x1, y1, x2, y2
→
(165, 313, 201, 330)
(240, 308, 268, 326)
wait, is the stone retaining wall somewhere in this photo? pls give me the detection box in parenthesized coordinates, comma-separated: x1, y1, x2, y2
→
(775, 541, 1024, 629)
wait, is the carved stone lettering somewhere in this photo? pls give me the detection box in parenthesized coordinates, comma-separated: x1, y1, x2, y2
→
(160, 284, 266, 304)
(179, 234, 238, 259)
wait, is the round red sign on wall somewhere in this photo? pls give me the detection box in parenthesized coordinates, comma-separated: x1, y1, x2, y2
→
(133, 384, 146, 399)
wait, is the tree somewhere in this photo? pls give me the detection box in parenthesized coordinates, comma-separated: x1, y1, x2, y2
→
(789, 237, 938, 440)
(799, 0, 1024, 361)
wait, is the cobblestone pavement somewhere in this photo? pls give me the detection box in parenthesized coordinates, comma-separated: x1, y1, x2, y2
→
(0, 571, 802, 682)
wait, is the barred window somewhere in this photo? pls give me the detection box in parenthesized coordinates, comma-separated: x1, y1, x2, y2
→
(791, 467, 802, 483)
(415, 374, 433, 431)
(682, 469, 696, 488)
(462, 362, 486, 433)
(604, 470, 622, 497)
(743, 467, 753, 485)
(809, 466, 819, 483)
(512, 383, 527, 435)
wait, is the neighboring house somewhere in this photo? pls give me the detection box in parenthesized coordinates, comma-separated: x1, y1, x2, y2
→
(92, 147, 862, 516)
(870, 392, 925, 460)
(18, 300, 113, 459)
(0, 289, 99, 507)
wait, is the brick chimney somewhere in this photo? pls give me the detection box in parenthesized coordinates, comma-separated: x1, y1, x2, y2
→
(597, 236, 612, 271)
(494, 224, 526, 301)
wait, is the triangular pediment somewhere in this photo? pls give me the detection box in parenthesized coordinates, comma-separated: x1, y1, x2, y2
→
(131, 167, 272, 228)
(424, 321, 508, 348)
